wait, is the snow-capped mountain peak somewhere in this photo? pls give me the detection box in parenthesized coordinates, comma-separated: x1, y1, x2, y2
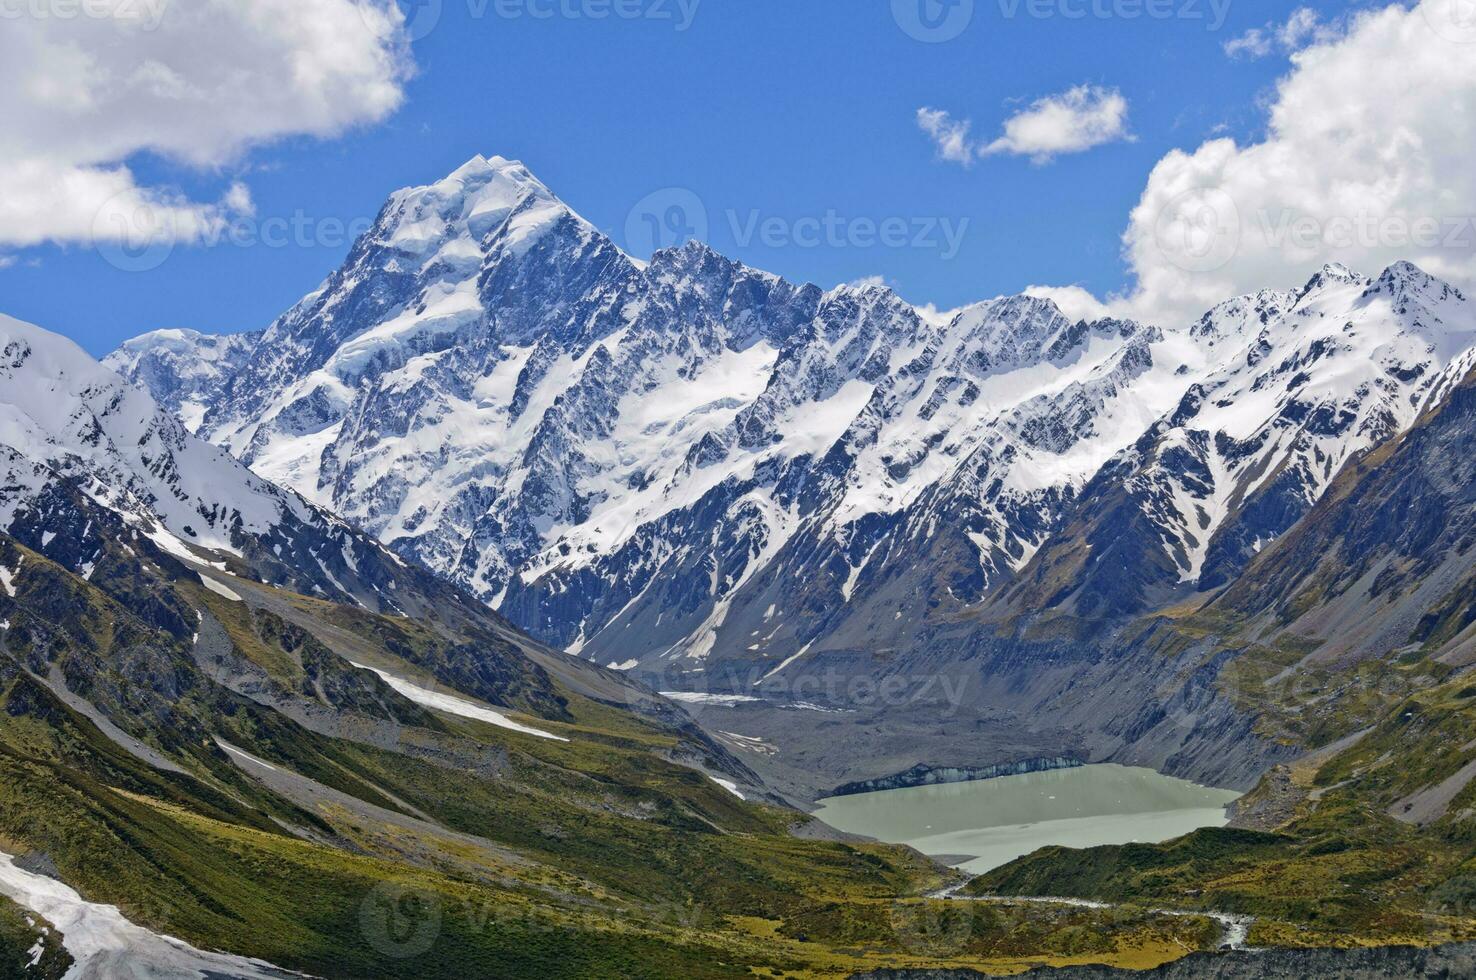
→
(1, 313, 457, 614)
(104, 157, 1476, 678)
(0, 313, 291, 558)
(377, 153, 579, 262)
(102, 327, 260, 432)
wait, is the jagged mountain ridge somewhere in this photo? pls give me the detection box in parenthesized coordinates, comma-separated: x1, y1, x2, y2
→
(0, 312, 502, 619)
(994, 261, 1476, 624)
(103, 327, 260, 432)
(107, 155, 1476, 684)
(0, 310, 776, 772)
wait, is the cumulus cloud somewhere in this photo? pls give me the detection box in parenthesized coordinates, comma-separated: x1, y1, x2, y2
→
(0, 0, 414, 250)
(916, 108, 977, 166)
(1224, 7, 1328, 59)
(983, 86, 1132, 163)
(1114, 1, 1476, 326)
(918, 86, 1131, 167)
(1023, 284, 1112, 324)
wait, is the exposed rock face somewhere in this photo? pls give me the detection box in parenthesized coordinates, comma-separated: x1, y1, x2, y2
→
(831, 758, 1083, 797)
(99, 158, 1476, 804)
(0, 313, 577, 638)
(106, 158, 1476, 696)
(998, 262, 1476, 623)
(850, 941, 1476, 978)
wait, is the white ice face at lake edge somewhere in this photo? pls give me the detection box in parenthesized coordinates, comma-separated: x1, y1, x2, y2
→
(659, 691, 762, 706)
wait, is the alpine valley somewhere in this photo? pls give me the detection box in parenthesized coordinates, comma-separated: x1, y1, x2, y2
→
(4, 153, 1476, 976)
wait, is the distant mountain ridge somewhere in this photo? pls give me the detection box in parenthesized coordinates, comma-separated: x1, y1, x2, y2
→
(105, 156, 1476, 692)
(3, 311, 496, 621)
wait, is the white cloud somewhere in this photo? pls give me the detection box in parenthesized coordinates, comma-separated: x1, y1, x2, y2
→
(1277, 7, 1325, 48)
(916, 108, 977, 166)
(1223, 27, 1274, 59)
(1023, 284, 1112, 323)
(1224, 7, 1328, 59)
(918, 86, 1131, 167)
(1117, 1, 1476, 326)
(914, 301, 966, 327)
(983, 86, 1132, 163)
(0, 0, 414, 250)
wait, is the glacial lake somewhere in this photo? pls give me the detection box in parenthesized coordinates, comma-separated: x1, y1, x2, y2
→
(813, 764, 1241, 874)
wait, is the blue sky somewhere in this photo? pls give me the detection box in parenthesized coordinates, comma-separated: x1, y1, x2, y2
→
(2, 0, 1365, 355)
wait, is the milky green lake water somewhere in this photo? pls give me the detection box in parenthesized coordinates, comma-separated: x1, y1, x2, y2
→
(813, 764, 1241, 874)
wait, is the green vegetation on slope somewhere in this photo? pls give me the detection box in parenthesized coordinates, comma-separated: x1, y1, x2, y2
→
(0, 532, 1239, 977)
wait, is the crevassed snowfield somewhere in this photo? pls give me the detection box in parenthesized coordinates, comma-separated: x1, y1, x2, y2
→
(350, 662, 569, 741)
(0, 851, 299, 979)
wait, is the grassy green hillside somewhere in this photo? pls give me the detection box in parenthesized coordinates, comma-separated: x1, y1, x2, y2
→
(968, 642, 1476, 950)
(0, 531, 1236, 977)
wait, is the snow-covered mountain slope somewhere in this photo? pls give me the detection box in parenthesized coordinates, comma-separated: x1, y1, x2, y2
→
(999, 262, 1476, 622)
(0, 314, 458, 614)
(105, 156, 1476, 681)
(109, 156, 1188, 671)
(103, 327, 260, 432)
